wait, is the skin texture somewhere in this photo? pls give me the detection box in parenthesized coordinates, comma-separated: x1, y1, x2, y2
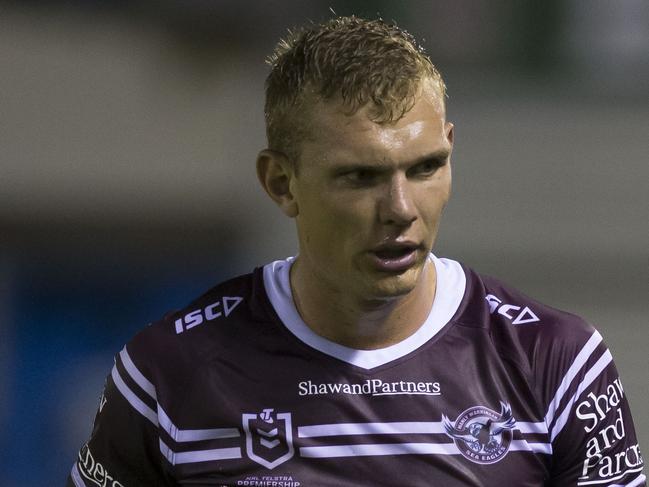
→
(257, 83, 454, 349)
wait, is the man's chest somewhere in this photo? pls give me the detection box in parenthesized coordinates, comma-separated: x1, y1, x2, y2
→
(161, 335, 551, 486)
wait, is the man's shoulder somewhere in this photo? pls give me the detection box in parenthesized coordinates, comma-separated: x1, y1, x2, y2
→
(121, 266, 271, 384)
(452, 261, 609, 414)
(481, 269, 591, 333)
(456, 262, 600, 367)
(459, 263, 594, 335)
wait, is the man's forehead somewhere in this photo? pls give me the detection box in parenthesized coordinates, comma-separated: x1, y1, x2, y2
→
(301, 94, 447, 161)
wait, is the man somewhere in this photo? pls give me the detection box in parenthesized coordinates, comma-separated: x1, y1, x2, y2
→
(67, 16, 645, 487)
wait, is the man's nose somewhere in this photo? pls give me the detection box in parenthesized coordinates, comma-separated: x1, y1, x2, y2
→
(378, 174, 417, 226)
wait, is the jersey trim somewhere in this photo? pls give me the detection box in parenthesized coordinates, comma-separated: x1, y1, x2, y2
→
(112, 347, 245, 465)
(550, 348, 613, 441)
(115, 347, 241, 441)
(69, 463, 87, 487)
(299, 440, 551, 459)
(610, 473, 647, 487)
(262, 254, 466, 369)
(159, 439, 242, 466)
(158, 406, 240, 442)
(544, 330, 603, 427)
(583, 470, 646, 487)
(297, 420, 548, 438)
(114, 345, 556, 468)
(296, 419, 552, 460)
(119, 346, 157, 400)
(111, 364, 159, 425)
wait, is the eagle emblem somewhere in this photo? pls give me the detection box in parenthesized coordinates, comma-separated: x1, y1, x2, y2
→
(442, 402, 516, 464)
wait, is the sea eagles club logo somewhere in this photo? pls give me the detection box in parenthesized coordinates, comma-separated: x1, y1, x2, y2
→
(442, 402, 516, 464)
(242, 409, 294, 469)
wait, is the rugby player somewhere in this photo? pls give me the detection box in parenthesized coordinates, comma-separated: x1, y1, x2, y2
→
(67, 16, 645, 486)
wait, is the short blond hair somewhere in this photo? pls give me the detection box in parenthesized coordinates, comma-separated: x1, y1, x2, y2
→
(264, 16, 446, 167)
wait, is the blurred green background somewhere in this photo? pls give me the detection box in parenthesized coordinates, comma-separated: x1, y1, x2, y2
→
(1, 1, 647, 484)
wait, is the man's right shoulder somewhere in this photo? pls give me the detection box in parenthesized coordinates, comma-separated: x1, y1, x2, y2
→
(121, 268, 270, 389)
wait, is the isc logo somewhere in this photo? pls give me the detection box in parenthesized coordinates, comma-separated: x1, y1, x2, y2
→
(485, 294, 540, 325)
(174, 296, 243, 334)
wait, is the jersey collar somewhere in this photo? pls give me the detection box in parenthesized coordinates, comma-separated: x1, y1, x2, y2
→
(263, 254, 466, 370)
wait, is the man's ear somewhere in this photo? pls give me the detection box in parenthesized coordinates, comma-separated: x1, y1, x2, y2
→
(445, 122, 454, 147)
(256, 149, 299, 218)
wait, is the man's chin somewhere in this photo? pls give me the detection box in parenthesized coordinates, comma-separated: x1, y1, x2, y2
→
(363, 267, 422, 299)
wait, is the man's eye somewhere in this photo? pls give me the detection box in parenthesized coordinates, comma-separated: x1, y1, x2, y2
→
(345, 169, 377, 183)
(410, 159, 443, 176)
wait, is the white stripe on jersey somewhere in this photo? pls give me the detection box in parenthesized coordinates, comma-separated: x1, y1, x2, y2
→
(300, 442, 460, 458)
(299, 421, 445, 437)
(70, 463, 88, 487)
(159, 439, 242, 465)
(111, 364, 159, 426)
(112, 359, 242, 443)
(156, 438, 554, 465)
(158, 405, 240, 442)
(298, 421, 548, 438)
(578, 469, 645, 486)
(299, 440, 552, 459)
(510, 440, 553, 454)
(550, 349, 613, 441)
(545, 330, 603, 428)
(120, 346, 157, 400)
(516, 422, 548, 434)
(615, 473, 647, 487)
(113, 323, 557, 469)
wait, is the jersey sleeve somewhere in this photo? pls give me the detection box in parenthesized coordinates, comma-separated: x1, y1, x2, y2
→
(66, 347, 175, 487)
(541, 325, 645, 486)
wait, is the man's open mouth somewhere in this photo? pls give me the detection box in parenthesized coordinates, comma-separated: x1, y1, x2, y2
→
(369, 243, 420, 272)
(373, 247, 416, 259)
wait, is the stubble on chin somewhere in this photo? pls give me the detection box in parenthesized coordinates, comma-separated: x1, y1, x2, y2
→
(361, 264, 425, 301)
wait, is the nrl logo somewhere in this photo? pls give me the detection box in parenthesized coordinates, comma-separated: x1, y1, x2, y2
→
(442, 402, 516, 464)
(242, 408, 294, 469)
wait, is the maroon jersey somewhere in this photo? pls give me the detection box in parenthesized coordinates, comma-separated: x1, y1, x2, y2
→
(67, 255, 645, 487)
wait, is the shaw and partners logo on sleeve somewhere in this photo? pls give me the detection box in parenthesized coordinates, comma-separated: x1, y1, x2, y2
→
(77, 444, 124, 487)
(576, 377, 644, 485)
(298, 378, 441, 397)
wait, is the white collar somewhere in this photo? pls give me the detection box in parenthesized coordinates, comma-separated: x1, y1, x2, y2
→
(263, 254, 466, 370)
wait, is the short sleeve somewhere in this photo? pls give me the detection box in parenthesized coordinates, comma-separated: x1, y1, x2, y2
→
(543, 329, 645, 486)
(66, 348, 175, 486)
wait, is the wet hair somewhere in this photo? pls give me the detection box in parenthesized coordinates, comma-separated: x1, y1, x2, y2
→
(264, 16, 446, 168)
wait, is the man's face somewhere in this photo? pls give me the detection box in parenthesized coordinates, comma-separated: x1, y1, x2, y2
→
(291, 85, 453, 301)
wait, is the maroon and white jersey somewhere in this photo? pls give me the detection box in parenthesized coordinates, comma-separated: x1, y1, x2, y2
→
(67, 255, 645, 487)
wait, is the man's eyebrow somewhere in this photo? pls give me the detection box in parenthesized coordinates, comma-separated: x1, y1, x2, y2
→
(328, 161, 387, 174)
(412, 150, 451, 165)
(396, 150, 451, 170)
(328, 149, 451, 173)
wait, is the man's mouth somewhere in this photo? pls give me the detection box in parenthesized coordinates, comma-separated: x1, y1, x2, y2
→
(369, 242, 421, 272)
(373, 247, 416, 259)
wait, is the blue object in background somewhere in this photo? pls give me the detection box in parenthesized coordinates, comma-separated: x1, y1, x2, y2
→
(0, 254, 233, 486)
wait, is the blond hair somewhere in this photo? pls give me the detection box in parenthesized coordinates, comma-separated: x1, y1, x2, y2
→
(264, 16, 446, 167)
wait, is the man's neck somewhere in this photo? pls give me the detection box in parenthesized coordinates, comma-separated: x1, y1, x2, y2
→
(289, 258, 437, 350)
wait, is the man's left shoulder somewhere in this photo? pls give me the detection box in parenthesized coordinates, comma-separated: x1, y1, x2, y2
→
(455, 264, 601, 371)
